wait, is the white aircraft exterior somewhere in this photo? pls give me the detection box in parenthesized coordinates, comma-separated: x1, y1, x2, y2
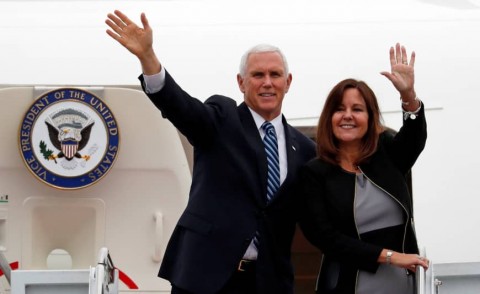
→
(1, 0, 480, 293)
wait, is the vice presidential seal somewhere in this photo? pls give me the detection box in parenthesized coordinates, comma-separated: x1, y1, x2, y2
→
(19, 88, 120, 189)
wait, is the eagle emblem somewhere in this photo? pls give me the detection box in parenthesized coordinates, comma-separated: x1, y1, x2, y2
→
(41, 108, 96, 170)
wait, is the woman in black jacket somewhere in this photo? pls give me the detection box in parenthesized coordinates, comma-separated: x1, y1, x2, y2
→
(299, 43, 429, 294)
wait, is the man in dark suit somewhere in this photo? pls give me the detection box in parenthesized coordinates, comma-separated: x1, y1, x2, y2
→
(106, 10, 316, 294)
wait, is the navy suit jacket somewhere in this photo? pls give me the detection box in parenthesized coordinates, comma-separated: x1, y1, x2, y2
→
(141, 71, 316, 294)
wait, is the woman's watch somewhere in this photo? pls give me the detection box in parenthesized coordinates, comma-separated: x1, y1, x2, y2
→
(386, 250, 393, 264)
(402, 96, 422, 120)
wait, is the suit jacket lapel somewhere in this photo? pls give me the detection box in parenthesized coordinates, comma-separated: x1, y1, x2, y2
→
(283, 119, 298, 187)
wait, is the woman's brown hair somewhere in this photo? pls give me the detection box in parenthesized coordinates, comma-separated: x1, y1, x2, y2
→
(316, 78, 384, 166)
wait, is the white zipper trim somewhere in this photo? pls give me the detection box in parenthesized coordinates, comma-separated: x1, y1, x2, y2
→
(315, 254, 325, 292)
(358, 167, 409, 253)
(354, 169, 412, 292)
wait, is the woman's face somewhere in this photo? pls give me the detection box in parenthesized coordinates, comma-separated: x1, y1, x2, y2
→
(332, 88, 369, 148)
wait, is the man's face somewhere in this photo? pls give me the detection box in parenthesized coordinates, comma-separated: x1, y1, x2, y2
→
(237, 52, 292, 121)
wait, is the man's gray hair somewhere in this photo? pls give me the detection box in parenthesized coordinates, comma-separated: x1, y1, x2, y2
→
(239, 44, 289, 77)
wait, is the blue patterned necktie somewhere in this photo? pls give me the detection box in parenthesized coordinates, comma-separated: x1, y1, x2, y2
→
(253, 121, 280, 251)
(262, 121, 280, 203)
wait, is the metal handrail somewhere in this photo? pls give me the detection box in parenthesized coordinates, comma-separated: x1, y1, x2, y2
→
(416, 263, 426, 294)
(89, 247, 119, 294)
(0, 251, 11, 284)
(416, 247, 433, 294)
